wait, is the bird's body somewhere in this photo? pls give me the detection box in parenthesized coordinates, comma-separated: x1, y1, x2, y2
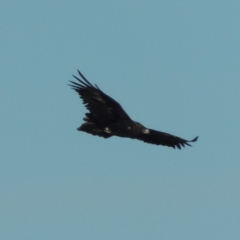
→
(69, 70, 198, 149)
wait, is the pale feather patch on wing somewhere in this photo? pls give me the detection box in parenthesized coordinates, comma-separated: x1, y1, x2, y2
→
(142, 128, 150, 134)
(104, 127, 112, 133)
(93, 96, 106, 103)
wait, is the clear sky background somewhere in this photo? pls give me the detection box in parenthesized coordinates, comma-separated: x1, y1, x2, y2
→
(1, 1, 240, 239)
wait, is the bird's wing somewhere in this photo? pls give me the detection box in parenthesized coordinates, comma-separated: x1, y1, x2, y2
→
(137, 129, 198, 149)
(69, 70, 131, 125)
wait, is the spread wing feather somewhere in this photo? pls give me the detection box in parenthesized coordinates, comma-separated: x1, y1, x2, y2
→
(69, 70, 131, 126)
(138, 129, 198, 149)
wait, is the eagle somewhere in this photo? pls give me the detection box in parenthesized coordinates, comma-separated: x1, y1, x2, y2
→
(69, 70, 198, 149)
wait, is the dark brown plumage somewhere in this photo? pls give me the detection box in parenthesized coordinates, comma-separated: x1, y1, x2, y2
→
(69, 70, 198, 149)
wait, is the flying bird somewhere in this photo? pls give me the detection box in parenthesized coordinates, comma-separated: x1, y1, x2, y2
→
(69, 70, 198, 149)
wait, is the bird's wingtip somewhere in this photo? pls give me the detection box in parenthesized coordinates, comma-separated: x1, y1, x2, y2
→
(190, 136, 198, 142)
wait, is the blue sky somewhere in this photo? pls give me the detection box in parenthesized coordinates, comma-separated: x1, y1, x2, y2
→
(1, 1, 240, 239)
